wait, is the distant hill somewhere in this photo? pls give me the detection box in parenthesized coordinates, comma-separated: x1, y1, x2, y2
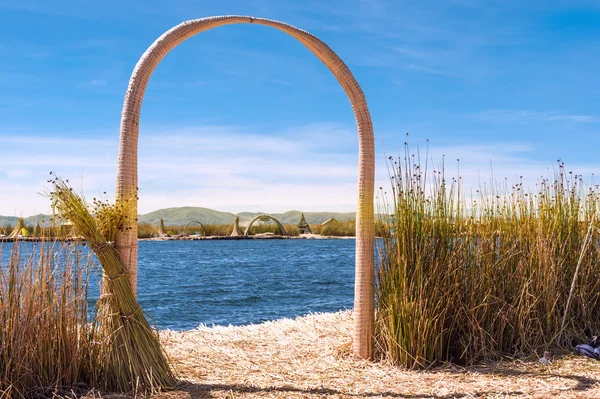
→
(1, 207, 356, 228)
(138, 207, 237, 225)
(139, 207, 356, 226)
(0, 214, 52, 227)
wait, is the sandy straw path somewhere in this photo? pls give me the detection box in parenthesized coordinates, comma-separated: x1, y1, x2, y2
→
(155, 311, 600, 399)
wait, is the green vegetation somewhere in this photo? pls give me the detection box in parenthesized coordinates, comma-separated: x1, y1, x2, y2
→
(376, 143, 600, 368)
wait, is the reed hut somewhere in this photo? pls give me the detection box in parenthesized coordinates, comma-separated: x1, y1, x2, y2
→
(8, 218, 25, 238)
(322, 217, 338, 226)
(298, 213, 312, 234)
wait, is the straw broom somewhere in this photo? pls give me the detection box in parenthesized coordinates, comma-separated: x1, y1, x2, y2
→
(50, 176, 176, 393)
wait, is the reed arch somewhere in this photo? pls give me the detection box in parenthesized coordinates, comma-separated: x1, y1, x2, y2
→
(244, 215, 287, 236)
(183, 220, 206, 236)
(115, 16, 375, 359)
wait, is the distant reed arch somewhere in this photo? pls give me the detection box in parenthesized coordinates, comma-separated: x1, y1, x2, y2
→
(114, 15, 375, 359)
(244, 215, 287, 236)
(183, 220, 206, 236)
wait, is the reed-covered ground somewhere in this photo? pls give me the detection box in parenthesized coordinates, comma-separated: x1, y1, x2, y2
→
(376, 142, 600, 368)
(154, 311, 599, 399)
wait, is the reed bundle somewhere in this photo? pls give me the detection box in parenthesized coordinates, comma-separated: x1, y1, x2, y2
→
(50, 176, 176, 394)
(158, 217, 166, 237)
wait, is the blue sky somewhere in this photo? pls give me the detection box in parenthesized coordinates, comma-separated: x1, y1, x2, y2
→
(1, 0, 599, 216)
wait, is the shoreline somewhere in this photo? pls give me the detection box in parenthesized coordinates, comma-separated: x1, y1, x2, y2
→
(0, 234, 356, 243)
(140, 233, 356, 241)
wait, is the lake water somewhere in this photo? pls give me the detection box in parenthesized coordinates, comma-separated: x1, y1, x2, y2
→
(1, 239, 356, 330)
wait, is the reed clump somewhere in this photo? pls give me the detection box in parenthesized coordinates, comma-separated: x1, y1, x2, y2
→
(0, 240, 99, 397)
(50, 176, 176, 394)
(376, 142, 600, 368)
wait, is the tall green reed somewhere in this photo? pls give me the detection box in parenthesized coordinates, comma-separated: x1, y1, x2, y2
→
(376, 140, 600, 368)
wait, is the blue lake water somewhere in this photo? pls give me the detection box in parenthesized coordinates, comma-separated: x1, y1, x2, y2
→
(1, 239, 356, 330)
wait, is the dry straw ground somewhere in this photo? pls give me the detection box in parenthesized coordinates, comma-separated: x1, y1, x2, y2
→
(141, 311, 600, 399)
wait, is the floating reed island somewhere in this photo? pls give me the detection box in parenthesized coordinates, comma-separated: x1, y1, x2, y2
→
(138, 214, 358, 239)
(0, 215, 358, 242)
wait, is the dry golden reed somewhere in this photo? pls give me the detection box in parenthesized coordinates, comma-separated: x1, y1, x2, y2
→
(0, 240, 99, 397)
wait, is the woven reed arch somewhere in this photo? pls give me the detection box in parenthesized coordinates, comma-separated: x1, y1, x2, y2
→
(244, 214, 287, 236)
(115, 15, 375, 359)
(183, 220, 206, 236)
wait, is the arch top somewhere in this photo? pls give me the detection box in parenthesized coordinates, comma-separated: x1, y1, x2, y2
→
(183, 220, 206, 236)
(119, 15, 371, 148)
(115, 15, 375, 359)
(244, 214, 287, 236)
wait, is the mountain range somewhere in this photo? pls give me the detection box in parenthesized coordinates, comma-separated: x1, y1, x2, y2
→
(0, 207, 356, 227)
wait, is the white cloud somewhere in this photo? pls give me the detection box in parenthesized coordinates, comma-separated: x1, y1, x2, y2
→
(4, 122, 600, 217)
(0, 123, 362, 215)
(474, 109, 600, 123)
